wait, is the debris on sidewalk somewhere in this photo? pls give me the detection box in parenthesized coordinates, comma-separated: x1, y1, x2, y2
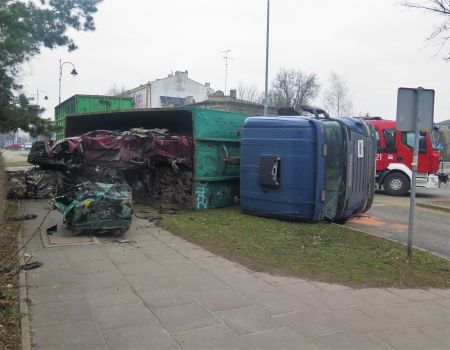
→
(7, 128, 196, 235)
(6, 213, 37, 221)
(7, 168, 62, 199)
(113, 239, 136, 244)
(54, 181, 133, 234)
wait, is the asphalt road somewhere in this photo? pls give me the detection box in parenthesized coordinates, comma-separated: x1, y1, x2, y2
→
(346, 185, 450, 259)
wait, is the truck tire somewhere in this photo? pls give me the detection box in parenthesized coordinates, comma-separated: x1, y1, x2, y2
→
(383, 172, 410, 196)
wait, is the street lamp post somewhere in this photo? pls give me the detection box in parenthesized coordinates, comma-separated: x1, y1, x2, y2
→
(263, 0, 270, 116)
(58, 59, 78, 104)
(36, 89, 48, 106)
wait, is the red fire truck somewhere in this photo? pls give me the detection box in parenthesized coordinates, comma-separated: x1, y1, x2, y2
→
(366, 118, 441, 196)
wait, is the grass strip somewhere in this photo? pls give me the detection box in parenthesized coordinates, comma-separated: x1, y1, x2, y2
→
(140, 205, 450, 289)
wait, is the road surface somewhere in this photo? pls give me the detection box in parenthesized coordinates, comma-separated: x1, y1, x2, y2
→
(346, 186, 450, 258)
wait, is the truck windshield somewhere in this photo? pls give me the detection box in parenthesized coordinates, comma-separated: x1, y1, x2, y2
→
(430, 129, 440, 149)
(322, 120, 346, 220)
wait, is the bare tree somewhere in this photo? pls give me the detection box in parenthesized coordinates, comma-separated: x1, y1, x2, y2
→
(323, 72, 353, 117)
(106, 83, 127, 96)
(269, 68, 320, 111)
(403, 0, 450, 60)
(237, 83, 264, 104)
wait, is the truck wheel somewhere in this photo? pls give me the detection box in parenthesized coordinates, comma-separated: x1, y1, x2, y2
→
(383, 172, 410, 196)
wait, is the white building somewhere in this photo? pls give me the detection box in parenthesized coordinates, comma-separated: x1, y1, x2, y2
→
(119, 71, 211, 109)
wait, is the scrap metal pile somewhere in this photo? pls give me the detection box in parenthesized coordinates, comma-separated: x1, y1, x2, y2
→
(22, 128, 194, 232)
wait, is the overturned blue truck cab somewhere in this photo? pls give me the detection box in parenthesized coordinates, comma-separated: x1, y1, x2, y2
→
(240, 108, 376, 223)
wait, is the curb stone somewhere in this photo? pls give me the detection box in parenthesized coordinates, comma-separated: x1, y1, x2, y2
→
(416, 201, 450, 214)
(336, 223, 450, 262)
(18, 202, 31, 350)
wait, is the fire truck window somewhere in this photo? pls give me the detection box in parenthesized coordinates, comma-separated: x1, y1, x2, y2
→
(401, 132, 427, 152)
(375, 131, 381, 152)
(383, 129, 396, 151)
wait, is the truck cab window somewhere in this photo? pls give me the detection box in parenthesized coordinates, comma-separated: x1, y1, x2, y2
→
(401, 132, 427, 153)
(375, 130, 381, 152)
(322, 121, 345, 220)
(382, 129, 396, 152)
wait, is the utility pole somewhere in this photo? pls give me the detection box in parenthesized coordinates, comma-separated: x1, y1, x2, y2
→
(221, 49, 234, 94)
(264, 0, 270, 116)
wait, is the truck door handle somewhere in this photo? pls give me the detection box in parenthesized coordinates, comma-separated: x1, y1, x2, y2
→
(397, 156, 403, 161)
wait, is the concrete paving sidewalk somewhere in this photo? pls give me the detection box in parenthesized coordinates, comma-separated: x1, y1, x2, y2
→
(21, 200, 450, 350)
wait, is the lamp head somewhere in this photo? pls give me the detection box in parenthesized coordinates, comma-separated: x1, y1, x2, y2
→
(44, 95, 49, 100)
(70, 68, 78, 76)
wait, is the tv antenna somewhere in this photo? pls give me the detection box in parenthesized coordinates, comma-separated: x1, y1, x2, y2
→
(221, 49, 234, 94)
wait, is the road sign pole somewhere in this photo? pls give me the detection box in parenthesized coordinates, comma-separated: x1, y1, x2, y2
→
(406, 87, 422, 259)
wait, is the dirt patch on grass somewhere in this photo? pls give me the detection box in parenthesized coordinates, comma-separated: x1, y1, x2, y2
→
(138, 205, 450, 289)
(0, 153, 21, 350)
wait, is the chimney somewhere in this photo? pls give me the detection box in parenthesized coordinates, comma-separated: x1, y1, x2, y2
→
(230, 89, 237, 99)
(205, 83, 210, 89)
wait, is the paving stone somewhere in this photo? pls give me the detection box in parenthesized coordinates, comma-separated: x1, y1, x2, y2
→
(71, 259, 117, 275)
(434, 298, 450, 309)
(102, 324, 178, 350)
(333, 309, 391, 333)
(363, 304, 430, 329)
(419, 323, 450, 346)
(375, 327, 447, 349)
(175, 324, 250, 350)
(242, 327, 321, 349)
(430, 289, 450, 298)
(252, 273, 306, 287)
(276, 309, 346, 338)
(161, 262, 206, 279)
(278, 288, 332, 312)
(33, 320, 104, 350)
(116, 260, 166, 276)
(312, 330, 394, 350)
(77, 270, 128, 291)
(353, 288, 410, 306)
(312, 281, 352, 292)
(139, 287, 197, 310)
(192, 287, 253, 312)
(176, 274, 227, 292)
(388, 288, 441, 302)
(30, 250, 72, 271)
(154, 303, 220, 333)
(65, 245, 107, 262)
(221, 274, 279, 296)
(319, 290, 370, 310)
(127, 273, 178, 292)
(27, 268, 76, 287)
(31, 299, 91, 328)
(29, 283, 83, 305)
(278, 281, 324, 296)
(404, 300, 450, 325)
(106, 250, 150, 265)
(83, 285, 141, 308)
(93, 302, 157, 330)
(247, 289, 311, 315)
(214, 306, 283, 336)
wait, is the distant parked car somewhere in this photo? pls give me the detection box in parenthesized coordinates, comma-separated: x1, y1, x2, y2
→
(6, 143, 22, 150)
(24, 142, 32, 150)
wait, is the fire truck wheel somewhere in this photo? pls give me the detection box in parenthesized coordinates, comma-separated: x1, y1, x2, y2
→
(383, 172, 410, 196)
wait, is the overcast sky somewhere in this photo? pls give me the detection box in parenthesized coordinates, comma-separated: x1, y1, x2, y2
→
(22, 0, 450, 121)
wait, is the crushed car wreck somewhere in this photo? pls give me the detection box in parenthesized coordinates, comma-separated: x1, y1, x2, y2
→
(28, 128, 195, 209)
(54, 180, 133, 234)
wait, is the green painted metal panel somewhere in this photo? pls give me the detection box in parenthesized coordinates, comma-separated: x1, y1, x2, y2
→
(55, 95, 133, 139)
(189, 108, 247, 210)
(193, 180, 239, 210)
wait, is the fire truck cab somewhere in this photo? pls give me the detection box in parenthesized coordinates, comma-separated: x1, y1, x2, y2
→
(366, 118, 440, 196)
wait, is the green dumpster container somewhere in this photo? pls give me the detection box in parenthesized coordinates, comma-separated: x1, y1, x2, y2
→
(64, 107, 248, 210)
(55, 95, 134, 140)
